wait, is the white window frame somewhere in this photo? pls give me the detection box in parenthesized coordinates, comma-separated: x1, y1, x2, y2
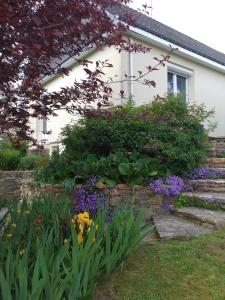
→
(167, 63, 193, 101)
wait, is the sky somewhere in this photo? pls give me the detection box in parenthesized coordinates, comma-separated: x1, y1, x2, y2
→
(130, 0, 225, 54)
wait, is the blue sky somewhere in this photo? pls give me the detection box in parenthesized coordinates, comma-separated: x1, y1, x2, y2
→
(131, 0, 225, 53)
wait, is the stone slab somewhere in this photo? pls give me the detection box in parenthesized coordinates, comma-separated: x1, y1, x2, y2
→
(188, 179, 225, 192)
(183, 192, 225, 204)
(206, 158, 225, 163)
(153, 214, 213, 240)
(174, 207, 225, 229)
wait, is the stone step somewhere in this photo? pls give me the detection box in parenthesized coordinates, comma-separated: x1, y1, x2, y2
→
(188, 179, 225, 192)
(187, 168, 225, 180)
(209, 149, 225, 157)
(183, 192, 225, 204)
(173, 207, 225, 230)
(204, 158, 225, 168)
(153, 214, 213, 240)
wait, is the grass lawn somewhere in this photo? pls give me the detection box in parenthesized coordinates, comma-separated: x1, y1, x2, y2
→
(93, 230, 225, 300)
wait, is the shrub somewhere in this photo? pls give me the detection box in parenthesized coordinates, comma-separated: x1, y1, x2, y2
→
(61, 97, 213, 174)
(18, 154, 45, 170)
(38, 97, 214, 184)
(0, 140, 22, 170)
(0, 140, 43, 171)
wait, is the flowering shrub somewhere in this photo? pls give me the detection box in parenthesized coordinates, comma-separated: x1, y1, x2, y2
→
(187, 167, 225, 180)
(149, 175, 184, 197)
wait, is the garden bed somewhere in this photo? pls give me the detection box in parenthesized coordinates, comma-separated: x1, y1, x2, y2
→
(0, 196, 153, 299)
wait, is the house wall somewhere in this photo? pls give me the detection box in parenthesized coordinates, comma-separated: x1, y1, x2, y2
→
(127, 37, 225, 136)
(34, 46, 122, 152)
(34, 35, 225, 150)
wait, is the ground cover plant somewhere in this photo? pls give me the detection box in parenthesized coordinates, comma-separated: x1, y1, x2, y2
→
(0, 140, 45, 171)
(0, 196, 152, 299)
(174, 193, 225, 211)
(37, 97, 214, 186)
(92, 230, 225, 300)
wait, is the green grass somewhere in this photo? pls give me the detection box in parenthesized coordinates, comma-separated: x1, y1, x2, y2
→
(92, 231, 225, 300)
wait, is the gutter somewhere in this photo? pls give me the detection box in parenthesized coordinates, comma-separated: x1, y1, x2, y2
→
(42, 25, 225, 87)
(127, 26, 225, 75)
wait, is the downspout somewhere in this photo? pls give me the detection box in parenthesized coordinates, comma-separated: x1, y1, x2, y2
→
(128, 37, 134, 104)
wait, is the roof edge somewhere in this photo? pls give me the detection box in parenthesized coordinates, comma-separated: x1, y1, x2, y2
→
(128, 26, 225, 74)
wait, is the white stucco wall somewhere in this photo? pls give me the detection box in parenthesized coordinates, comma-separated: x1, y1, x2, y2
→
(122, 37, 225, 137)
(33, 46, 122, 151)
(33, 34, 225, 150)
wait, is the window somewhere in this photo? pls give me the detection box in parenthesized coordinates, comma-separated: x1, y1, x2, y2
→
(168, 72, 188, 100)
(167, 63, 193, 101)
(42, 117, 48, 134)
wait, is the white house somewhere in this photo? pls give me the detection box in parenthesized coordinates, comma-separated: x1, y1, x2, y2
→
(33, 6, 225, 153)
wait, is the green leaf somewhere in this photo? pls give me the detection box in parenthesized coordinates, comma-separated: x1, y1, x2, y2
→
(148, 171, 158, 177)
(118, 163, 131, 176)
(102, 177, 116, 187)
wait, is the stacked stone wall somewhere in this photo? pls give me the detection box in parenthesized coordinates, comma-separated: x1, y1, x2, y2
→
(0, 172, 162, 219)
(0, 171, 33, 201)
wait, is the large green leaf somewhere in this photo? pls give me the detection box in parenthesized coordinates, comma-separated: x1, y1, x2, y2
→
(118, 163, 132, 176)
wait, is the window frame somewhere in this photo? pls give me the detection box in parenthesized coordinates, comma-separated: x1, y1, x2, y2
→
(167, 63, 193, 101)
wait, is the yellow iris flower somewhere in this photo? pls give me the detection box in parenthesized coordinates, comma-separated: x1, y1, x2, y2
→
(77, 212, 90, 225)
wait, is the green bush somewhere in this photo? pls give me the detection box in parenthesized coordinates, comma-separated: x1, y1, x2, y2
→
(18, 155, 45, 170)
(39, 97, 214, 183)
(0, 141, 22, 170)
(0, 140, 45, 171)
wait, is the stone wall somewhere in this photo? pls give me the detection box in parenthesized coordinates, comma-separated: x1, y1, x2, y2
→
(20, 182, 66, 200)
(0, 172, 163, 219)
(0, 171, 34, 201)
(105, 184, 163, 222)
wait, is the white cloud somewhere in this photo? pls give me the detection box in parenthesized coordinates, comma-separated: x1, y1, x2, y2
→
(130, 0, 225, 53)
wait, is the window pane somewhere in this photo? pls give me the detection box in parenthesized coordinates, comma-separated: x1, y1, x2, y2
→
(177, 75, 186, 100)
(168, 72, 174, 94)
(43, 118, 47, 134)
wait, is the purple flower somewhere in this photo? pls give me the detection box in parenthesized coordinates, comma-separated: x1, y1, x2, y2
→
(161, 201, 175, 212)
(187, 168, 225, 180)
(149, 175, 184, 197)
(75, 176, 107, 215)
